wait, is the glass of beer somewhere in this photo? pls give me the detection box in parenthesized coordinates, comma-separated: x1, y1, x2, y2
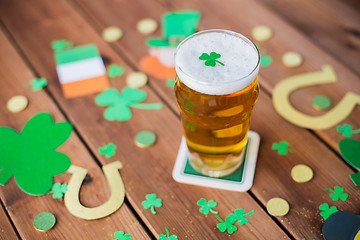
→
(174, 29, 260, 177)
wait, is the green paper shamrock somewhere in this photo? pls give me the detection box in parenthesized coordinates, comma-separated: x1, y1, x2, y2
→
(49, 183, 68, 199)
(272, 141, 293, 155)
(199, 52, 224, 67)
(260, 52, 272, 67)
(95, 87, 162, 122)
(166, 79, 175, 88)
(337, 124, 360, 137)
(51, 39, 73, 52)
(142, 193, 162, 214)
(30, 78, 48, 91)
(98, 143, 117, 158)
(319, 203, 338, 220)
(324, 186, 348, 201)
(108, 64, 125, 78)
(229, 209, 254, 225)
(197, 198, 218, 215)
(158, 228, 177, 240)
(0, 113, 72, 195)
(339, 138, 360, 186)
(216, 215, 237, 234)
(114, 231, 132, 240)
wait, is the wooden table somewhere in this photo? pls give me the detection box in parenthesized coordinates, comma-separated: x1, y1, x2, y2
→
(0, 0, 359, 239)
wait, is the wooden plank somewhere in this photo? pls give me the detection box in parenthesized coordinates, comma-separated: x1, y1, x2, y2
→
(0, 29, 151, 239)
(0, 0, 289, 239)
(0, 203, 19, 240)
(256, 0, 360, 76)
(61, 0, 360, 239)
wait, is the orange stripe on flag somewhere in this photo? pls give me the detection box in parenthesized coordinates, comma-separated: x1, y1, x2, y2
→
(61, 75, 109, 98)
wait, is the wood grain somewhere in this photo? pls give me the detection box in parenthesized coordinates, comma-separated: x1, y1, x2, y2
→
(0, 0, 289, 239)
(0, 28, 151, 239)
(0, 203, 19, 240)
(256, 0, 360, 76)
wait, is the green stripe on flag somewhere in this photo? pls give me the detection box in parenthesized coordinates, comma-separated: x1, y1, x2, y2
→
(55, 44, 100, 65)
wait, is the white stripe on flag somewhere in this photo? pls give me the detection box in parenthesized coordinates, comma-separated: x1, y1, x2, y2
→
(56, 56, 106, 84)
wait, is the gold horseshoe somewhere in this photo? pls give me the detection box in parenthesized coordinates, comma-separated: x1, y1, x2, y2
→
(273, 65, 360, 129)
(64, 161, 125, 220)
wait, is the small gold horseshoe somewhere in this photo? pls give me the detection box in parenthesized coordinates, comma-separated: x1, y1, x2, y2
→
(273, 65, 360, 129)
(64, 161, 125, 220)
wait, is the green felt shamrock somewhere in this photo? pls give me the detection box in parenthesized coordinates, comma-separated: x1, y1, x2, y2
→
(216, 215, 237, 234)
(319, 203, 338, 220)
(158, 228, 177, 240)
(98, 143, 117, 158)
(166, 79, 175, 88)
(95, 87, 162, 122)
(229, 209, 254, 225)
(49, 183, 68, 199)
(260, 52, 272, 67)
(339, 138, 360, 186)
(324, 186, 348, 201)
(199, 52, 224, 67)
(197, 198, 218, 215)
(108, 64, 125, 78)
(336, 124, 360, 137)
(51, 39, 73, 52)
(272, 141, 293, 155)
(142, 193, 162, 214)
(114, 231, 132, 240)
(0, 113, 72, 195)
(30, 78, 48, 91)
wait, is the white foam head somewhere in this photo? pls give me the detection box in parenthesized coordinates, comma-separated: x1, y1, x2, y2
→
(175, 29, 260, 95)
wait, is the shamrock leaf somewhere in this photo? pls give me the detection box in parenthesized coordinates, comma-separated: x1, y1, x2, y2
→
(229, 209, 254, 225)
(108, 64, 125, 78)
(336, 124, 360, 137)
(114, 231, 132, 240)
(319, 203, 338, 220)
(51, 39, 73, 52)
(30, 78, 47, 91)
(324, 186, 348, 201)
(197, 198, 218, 215)
(142, 193, 162, 214)
(98, 143, 117, 158)
(95, 87, 162, 122)
(49, 183, 68, 199)
(0, 113, 72, 195)
(199, 52, 224, 67)
(158, 228, 177, 240)
(216, 215, 237, 234)
(260, 52, 272, 67)
(272, 141, 293, 155)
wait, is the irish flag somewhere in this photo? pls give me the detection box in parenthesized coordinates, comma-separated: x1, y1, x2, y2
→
(55, 44, 109, 98)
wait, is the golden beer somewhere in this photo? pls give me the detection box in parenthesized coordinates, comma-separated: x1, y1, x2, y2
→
(174, 29, 260, 177)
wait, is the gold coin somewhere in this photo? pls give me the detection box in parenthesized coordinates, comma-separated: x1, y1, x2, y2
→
(266, 197, 290, 217)
(126, 72, 148, 88)
(291, 164, 313, 183)
(102, 26, 123, 42)
(282, 52, 303, 68)
(252, 25, 272, 41)
(137, 18, 158, 35)
(7, 95, 28, 113)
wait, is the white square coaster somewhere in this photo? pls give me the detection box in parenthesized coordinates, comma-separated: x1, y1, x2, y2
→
(172, 131, 260, 192)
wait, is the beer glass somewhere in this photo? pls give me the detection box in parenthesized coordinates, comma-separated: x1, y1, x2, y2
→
(174, 29, 260, 177)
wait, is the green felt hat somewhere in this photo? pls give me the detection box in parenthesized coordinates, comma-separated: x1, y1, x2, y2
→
(146, 11, 201, 48)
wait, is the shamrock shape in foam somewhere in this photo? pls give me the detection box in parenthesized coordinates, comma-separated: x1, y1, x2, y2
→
(114, 231, 132, 240)
(95, 87, 162, 122)
(228, 208, 254, 225)
(319, 203, 338, 220)
(324, 186, 348, 202)
(98, 143, 117, 158)
(49, 183, 68, 199)
(199, 52, 224, 67)
(142, 193, 162, 214)
(197, 198, 218, 215)
(158, 228, 177, 240)
(216, 215, 238, 234)
(0, 113, 72, 195)
(272, 141, 293, 155)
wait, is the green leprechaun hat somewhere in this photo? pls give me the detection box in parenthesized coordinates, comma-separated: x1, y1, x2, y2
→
(146, 10, 201, 48)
